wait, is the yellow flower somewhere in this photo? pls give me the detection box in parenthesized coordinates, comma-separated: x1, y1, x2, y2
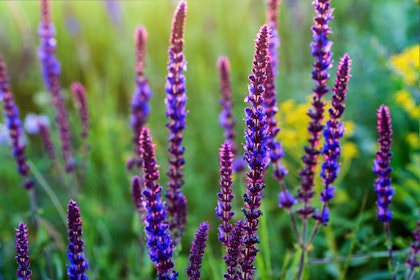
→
(390, 44, 420, 86)
(395, 89, 420, 119)
(406, 133, 420, 149)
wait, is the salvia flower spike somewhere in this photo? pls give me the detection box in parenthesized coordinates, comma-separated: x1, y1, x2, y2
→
(224, 220, 244, 280)
(71, 82, 90, 158)
(215, 142, 235, 246)
(16, 222, 31, 280)
(0, 57, 34, 190)
(164, 0, 188, 244)
(314, 54, 351, 226)
(140, 128, 177, 280)
(240, 24, 270, 280)
(38, 0, 75, 172)
(131, 175, 146, 221)
(266, 0, 281, 77)
(297, 0, 334, 218)
(186, 222, 210, 280)
(128, 26, 152, 172)
(373, 105, 394, 223)
(67, 200, 89, 280)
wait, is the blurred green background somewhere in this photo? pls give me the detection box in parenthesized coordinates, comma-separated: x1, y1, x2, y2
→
(0, 0, 419, 279)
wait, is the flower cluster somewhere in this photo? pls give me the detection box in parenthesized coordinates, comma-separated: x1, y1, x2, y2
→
(223, 220, 244, 280)
(240, 24, 270, 279)
(164, 0, 188, 244)
(38, 0, 74, 172)
(406, 220, 420, 272)
(71, 82, 89, 141)
(314, 54, 351, 226)
(140, 128, 177, 280)
(215, 142, 235, 246)
(128, 26, 152, 171)
(15, 222, 31, 280)
(0, 57, 34, 190)
(297, 0, 333, 218)
(186, 222, 209, 280)
(373, 105, 394, 222)
(67, 200, 89, 280)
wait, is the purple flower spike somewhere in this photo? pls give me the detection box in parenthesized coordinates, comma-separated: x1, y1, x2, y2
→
(140, 128, 177, 280)
(240, 24, 270, 280)
(0, 57, 34, 190)
(278, 190, 297, 209)
(186, 222, 209, 280)
(266, 0, 281, 77)
(297, 0, 334, 218)
(373, 105, 394, 222)
(71, 82, 89, 141)
(38, 121, 56, 161)
(38, 0, 74, 172)
(131, 175, 146, 221)
(224, 220, 244, 280)
(67, 200, 88, 280)
(164, 0, 188, 245)
(315, 54, 351, 226)
(216, 142, 235, 246)
(128, 26, 152, 172)
(16, 222, 31, 280)
(406, 220, 420, 272)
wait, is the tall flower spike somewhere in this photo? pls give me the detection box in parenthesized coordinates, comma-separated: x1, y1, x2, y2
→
(71, 82, 89, 156)
(240, 24, 270, 280)
(314, 54, 351, 226)
(131, 175, 146, 221)
(67, 200, 89, 280)
(297, 0, 334, 218)
(373, 105, 394, 222)
(186, 222, 209, 280)
(406, 219, 420, 277)
(38, 0, 75, 172)
(224, 220, 244, 280)
(127, 26, 152, 172)
(164, 0, 188, 244)
(0, 57, 34, 190)
(215, 142, 235, 246)
(266, 0, 281, 77)
(16, 222, 31, 280)
(140, 128, 177, 280)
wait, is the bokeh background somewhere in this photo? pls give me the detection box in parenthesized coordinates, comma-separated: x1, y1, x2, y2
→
(0, 0, 419, 279)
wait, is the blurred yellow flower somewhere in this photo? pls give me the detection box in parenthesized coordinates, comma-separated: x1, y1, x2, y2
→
(406, 133, 419, 149)
(395, 89, 420, 119)
(390, 44, 420, 86)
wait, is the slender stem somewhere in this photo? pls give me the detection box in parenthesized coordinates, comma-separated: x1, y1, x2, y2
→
(309, 249, 409, 265)
(384, 222, 397, 280)
(288, 209, 301, 246)
(297, 219, 308, 280)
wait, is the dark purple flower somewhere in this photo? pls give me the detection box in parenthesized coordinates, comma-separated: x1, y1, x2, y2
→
(67, 200, 88, 280)
(406, 220, 420, 272)
(38, 120, 56, 161)
(278, 190, 297, 209)
(131, 175, 146, 221)
(240, 24, 270, 280)
(140, 128, 177, 280)
(16, 221, 31, 280)
(314, 54, 351, 226)
(216, 142, 235, 246)
(373, 105, 394, 222)
(164, 0, 188, 245)
(297, 0, 333, 218)
(128, 26, 152, 172)
(223, 220, 244, 280)
(0, 57, 34, 190)
(38, 0, 74, 172)
(266, 0, 281, 77)
(186, 222, 209, 280)
(71, 82, 89, 140)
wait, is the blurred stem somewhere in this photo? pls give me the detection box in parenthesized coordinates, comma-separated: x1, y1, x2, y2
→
(384, 222, 397, 280)
(309, 249, 409, 265)
(297, 219, 308, 280)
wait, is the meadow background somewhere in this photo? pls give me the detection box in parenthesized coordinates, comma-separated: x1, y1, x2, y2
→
(0, 0, 419, 279)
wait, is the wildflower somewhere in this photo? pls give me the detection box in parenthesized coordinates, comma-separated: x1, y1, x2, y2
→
(297, 0, 333, 218)
(215, 142, 235, 246)
(266, 0, 281, 76)
(373, 105, 394, 222)
(67, 200, 89, 280)
(240, 24, 270, 280)
(131, 175, 146, 221)
(406, 220, 420, 275)
(15, 221, 31, 280)
(390, 44, 419, 86)
(38, 0, 74, 172)
(140, 128, 177, 280)
(186, 222, 209, 280)
(128, 26, 152, 172)
(0, 57, 34, 190)
(71, 82, 89, 141)
(314, 54, 351, 226)
(224, 220, 244, 280)
(164, 0, 188, 244)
